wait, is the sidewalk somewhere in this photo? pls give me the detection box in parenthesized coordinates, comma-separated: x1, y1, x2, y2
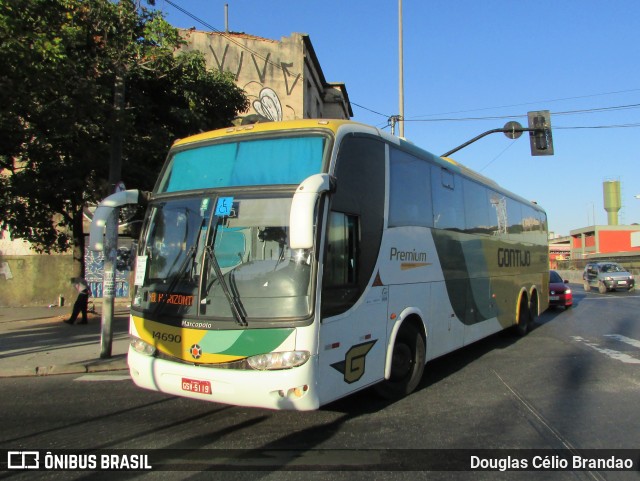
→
(0, 303, 130, 378)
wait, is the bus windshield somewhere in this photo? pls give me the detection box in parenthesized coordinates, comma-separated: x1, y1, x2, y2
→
(133, 194, 313, 323)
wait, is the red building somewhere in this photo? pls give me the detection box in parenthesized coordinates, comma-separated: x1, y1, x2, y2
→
(570, 225, 640, 259)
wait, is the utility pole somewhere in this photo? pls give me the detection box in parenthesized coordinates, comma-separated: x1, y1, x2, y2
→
(398, 0, 405, 138)
(101, 66, 125, 359)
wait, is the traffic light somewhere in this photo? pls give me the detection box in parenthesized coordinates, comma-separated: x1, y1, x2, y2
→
(527, 110, 554, 156)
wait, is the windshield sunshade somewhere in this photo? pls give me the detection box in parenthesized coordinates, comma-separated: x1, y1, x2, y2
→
(160, 136, 326, 192)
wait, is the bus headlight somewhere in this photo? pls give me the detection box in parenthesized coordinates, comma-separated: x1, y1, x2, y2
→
(247, 351, 310, 370)
(130, 336, 156, 356)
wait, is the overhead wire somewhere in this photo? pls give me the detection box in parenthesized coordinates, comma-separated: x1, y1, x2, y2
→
(160, 0, 388, 119)
(158, 2, 638, 132)
(163, 0, 289, 75)
(408, 88, 640, 119)
(400, 103, 640, 123)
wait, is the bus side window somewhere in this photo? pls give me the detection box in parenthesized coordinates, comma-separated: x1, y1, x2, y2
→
(432, 168, 465, 231)
(322, 211, 359, 317)
(388, 147, 432, 227)
(507, 201, 524, 240)
(463, 178, 493, 235)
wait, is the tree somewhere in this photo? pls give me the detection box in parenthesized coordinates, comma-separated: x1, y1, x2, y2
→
(0, 0, 248, 276)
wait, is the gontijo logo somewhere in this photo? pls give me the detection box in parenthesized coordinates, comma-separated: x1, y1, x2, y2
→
(497, 248, 531, 267)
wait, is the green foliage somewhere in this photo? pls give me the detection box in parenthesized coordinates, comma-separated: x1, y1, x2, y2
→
(0, 0, 248, 262)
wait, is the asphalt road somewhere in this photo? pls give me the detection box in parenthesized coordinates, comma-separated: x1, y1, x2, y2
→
(1, 286, 639, 480)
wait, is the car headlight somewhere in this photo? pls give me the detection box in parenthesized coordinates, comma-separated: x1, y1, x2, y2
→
(247, 351, 310, 370)
(565, 288, 572, 294)
(604, 276, 613, 281)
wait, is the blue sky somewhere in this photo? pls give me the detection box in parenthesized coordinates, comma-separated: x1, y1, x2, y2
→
(153, 0, 640, 236)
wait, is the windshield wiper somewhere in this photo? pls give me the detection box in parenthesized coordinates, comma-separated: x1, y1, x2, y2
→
(153, 218, 204, 316)
(205, 245, 248, 327)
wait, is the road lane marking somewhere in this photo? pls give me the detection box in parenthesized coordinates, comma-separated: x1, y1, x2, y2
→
(492, 370, 577, 451)
(571, 336, 640, 364)
(74, 374, 131, 381)
(493, 369, 609, 481)
(581, 295, 640, 300)
(603, 334, 640, 349)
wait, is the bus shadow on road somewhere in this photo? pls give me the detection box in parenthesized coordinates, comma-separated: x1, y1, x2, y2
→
(325, 327, 526, 414)
(322, 296, 599, 414)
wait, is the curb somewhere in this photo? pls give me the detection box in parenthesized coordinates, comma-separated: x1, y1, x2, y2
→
(2, 355, 128, 378)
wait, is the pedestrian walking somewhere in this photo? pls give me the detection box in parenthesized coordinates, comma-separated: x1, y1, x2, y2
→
(64, 278, 91, 325)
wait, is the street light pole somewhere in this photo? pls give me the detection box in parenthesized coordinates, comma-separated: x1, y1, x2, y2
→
(398, 0, 405, 138)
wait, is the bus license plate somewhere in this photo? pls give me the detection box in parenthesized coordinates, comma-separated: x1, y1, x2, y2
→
(182, 378, 212, 395)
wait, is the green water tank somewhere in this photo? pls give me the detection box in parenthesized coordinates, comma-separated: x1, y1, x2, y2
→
(603, 180, 621, 225)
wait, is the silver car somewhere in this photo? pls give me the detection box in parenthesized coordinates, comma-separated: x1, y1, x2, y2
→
(583, 262, 635, 293)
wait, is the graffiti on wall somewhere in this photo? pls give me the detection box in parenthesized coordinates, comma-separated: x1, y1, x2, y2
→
(253, 88, 282, 121)
(85, 246, 132, 298)
(207, 42, 302, 122)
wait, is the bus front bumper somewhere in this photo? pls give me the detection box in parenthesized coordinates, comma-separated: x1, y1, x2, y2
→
(127, 347, 320, 411)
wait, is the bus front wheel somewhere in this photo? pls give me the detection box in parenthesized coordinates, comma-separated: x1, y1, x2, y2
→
(375, 323, 425, 400)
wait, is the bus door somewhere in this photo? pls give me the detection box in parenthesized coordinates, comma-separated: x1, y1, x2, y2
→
(316, 211, 388, 405)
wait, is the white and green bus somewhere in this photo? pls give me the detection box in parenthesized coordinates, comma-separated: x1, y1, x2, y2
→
(91, 119, 549, 411)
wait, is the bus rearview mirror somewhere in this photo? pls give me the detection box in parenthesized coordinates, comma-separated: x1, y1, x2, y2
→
(289, 174, 335, 250)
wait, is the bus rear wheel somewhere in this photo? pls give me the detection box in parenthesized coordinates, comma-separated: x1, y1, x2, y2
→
(514, 298, 531, 337)
(375, 323, 425, 400)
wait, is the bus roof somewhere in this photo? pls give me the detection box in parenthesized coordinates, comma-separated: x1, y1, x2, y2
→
(171, 119, 358, 148)
(171, 119, 544, 213)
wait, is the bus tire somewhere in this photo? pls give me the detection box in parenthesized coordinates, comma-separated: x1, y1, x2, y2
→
(375, 323, 425, 400)
(514, 298, 530, 337)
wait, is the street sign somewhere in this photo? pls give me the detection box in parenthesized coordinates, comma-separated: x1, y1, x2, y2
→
(503, 121, 523, 139)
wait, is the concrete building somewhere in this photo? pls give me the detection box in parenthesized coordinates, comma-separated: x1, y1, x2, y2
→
(0, 232, 76, 307)
(568, 181, 640, 260)
(179, 30, 352, 122)
(570, 225, 640, 259)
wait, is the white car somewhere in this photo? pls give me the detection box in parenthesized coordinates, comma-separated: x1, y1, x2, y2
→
(583, 262, 635, 293)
